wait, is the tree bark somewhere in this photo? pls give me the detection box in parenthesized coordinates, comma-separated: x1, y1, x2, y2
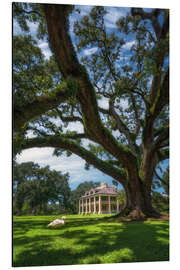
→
(122, 177, 160, 219)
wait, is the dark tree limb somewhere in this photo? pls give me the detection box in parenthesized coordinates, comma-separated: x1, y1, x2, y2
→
(156, 148, 169, 163)
(109, 100, 138, 154)
(154, 126, 169, 150)
(22, 135, 127, 186)
(55, 108, 83, 124)
(131, 8, 162, 39)
(14, 84, 74, 131)
(43, 4, 139, 181)
(151, 68, 169, 121)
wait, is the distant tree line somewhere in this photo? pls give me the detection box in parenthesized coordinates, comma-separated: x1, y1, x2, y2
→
(13, 161, 101, 215)
(13, 161, 169, 216)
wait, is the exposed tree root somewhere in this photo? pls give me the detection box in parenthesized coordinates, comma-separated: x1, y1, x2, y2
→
(115, 207, 161, 221)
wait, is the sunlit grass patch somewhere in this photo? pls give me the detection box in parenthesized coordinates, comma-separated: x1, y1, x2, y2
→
(13, 215, 169, 267)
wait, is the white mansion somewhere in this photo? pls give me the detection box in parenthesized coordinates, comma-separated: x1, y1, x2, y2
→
(78, 182, 120, 214)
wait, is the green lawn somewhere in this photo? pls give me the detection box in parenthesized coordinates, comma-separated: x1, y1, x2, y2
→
(13, 214, 169, 267)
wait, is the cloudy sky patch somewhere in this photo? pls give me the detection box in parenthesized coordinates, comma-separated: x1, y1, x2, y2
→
(104, 6, 128, 28)
(38, 41, 52, 59)
(84, 47, 98, 56)
(16, 147, 117, 190)
(98, 97, 109, 110)
(122, 40, 136, 50)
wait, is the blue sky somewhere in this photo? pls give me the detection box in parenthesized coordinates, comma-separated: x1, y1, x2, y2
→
(14, 3, 168, 191)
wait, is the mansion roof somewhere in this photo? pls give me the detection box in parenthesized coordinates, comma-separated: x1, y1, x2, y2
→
(81, 182, 119, 198)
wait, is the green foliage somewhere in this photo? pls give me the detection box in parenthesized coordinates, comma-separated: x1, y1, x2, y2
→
(13, 162, 71, 215)
(117, 190, 127, 210)
(13, 2, 47, 39)
(13, 35, 61, 108)
(162, 167, 169, 196)
(153, 166, 169, 197)
(152, 192, 169, 213)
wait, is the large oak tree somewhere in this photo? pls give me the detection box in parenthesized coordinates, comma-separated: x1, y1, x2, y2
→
(13, 3, 169, 218)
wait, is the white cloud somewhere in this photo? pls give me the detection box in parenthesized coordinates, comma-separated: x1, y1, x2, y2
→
(50, 155, 84, 172)
(64, 121, 84, 133)
(16, 148, 54, 165)
(16, 147, 115, 189)
(13, 20, 22, 35)
(78, 5, 93, 16)
(120, 99, 129, 109)
(27, 21, 38, 36)
(104, 6, 129, 28)
(84, 47, 98, 55)
(119, 56, 130, 61)
(38, 42, 48, 49)
(122, 40, 136, 50)
(43, 50, 52, 60)
(98, 97, 109, 110)
(38, 41, 52, 59)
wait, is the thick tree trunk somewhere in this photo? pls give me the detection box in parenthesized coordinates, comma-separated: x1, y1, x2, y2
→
(122, 178, 160, 219)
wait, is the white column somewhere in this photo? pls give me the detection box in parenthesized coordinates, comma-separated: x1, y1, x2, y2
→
(89, 197, 91, 213)
(82, 199, 84, 214)
(108, 196, 111, 213)
(117, 198, 119, 213)
(85, 198, 88, 214)
(79, 199, 81, 214)
(98, 195, 102, 214)
(94, 196, 96, 213)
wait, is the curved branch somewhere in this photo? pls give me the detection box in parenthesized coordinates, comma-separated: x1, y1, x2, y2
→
(154, 125, 169, 150)
(154, 169, 163, 181)
(109, 100, 138, 154)
(22, 135, 127, 186)
(28, 124, 88, 140)
(55, 108, 83, 124)
(131, 8, 161, 39)
(129, 93, 141, 136)
(13, 2, 42, 17)
(156, 148, 169, 162)
(43, 4, 139, 179)
(151, 68, 169, 121)
(14, 83, 75, 131)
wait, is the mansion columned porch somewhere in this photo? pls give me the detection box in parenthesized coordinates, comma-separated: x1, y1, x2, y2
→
(78, 182, 120, 214)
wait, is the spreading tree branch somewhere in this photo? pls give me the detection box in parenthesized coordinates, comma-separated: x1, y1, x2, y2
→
(22, 135, 127, 186)
(43, 4, 139, 180)
(109, 99, 138, 154)
(154, 125, 169, 150)
(14, 82, 76, 131)
(156, 148, 169, 163)
(55, 108, 83, 123)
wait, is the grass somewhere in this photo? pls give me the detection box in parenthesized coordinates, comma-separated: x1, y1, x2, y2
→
(13, 214, 169, 267)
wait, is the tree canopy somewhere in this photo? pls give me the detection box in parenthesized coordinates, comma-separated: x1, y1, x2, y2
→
(13, 3, 169, 218)
(13, 161, 71, 215)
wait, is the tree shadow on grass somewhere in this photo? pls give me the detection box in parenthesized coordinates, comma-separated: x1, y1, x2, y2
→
(13, 218, 169, 267)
